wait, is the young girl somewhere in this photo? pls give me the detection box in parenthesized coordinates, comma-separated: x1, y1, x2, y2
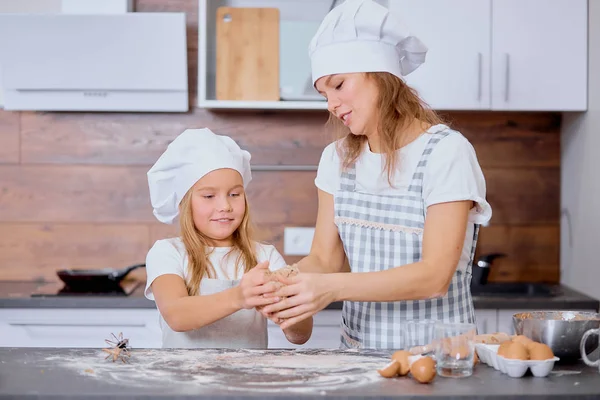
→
(145, 128, 313, 348)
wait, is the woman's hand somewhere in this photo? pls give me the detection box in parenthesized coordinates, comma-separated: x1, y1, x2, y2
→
(236, 261, 280, 310)
(260, 273, 338, 330)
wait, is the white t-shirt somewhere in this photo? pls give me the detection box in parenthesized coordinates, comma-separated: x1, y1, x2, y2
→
(314, 124, 492, 274)
(144, 238, 287, 348)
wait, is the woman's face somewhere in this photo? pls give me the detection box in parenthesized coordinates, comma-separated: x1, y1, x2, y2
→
(190, 168, 246, 247)
(315, 72, 379, 137)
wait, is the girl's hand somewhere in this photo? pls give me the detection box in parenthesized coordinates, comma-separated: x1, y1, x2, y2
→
(261, 273, 337, 330)
(236, 261, 280, 310)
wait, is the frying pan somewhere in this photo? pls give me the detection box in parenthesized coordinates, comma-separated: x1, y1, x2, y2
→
(56, 263, 145, 293)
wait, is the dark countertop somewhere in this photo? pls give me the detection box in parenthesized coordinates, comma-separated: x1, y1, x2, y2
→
(0, 280, 598, 311)
(1, 347, 599, 399)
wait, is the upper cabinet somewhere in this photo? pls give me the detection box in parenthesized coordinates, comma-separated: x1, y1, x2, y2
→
(197, 0, 588, 111)
(491, 0, 588, 111)
(390, 0, 587, 112)
(390, 0, 492, 110)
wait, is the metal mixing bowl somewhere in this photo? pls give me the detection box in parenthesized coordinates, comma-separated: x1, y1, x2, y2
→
(513, 311, 600, 360)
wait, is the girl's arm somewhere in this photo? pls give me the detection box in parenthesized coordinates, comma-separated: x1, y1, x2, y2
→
(281, 317, 314, 345)
(152, 261, 280, 332)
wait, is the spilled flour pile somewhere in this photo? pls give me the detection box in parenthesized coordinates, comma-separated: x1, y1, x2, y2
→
(42, 348, 391, 394)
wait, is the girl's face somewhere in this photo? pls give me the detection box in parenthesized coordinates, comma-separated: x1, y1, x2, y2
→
(190, 168, 246, 247)
(315, 72, 379, 138)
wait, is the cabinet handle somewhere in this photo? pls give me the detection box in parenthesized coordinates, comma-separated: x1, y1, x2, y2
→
(9, 321, 147, 327)
(477, 52, 482, 102)
(504, 53, 510, 102)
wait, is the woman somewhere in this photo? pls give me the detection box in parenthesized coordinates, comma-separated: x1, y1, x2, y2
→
(261, 0, 492, 349)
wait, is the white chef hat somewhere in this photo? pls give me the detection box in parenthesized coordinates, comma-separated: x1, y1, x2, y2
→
(309, 0, 428, 85)
(147, 128, 252, 224)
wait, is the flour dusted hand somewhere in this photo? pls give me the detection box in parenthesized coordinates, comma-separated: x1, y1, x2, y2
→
(236, 261, 281, 310)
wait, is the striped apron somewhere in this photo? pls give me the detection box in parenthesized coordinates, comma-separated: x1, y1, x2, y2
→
(334, 128, 479, 350)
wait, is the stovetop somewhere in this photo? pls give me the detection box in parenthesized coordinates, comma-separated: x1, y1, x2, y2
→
(0, 280, 143, 298)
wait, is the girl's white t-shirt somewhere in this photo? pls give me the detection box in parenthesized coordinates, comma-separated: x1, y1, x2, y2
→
(314, 124, 492, 274)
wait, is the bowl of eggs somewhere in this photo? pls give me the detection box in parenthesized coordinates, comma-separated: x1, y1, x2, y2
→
(475, 335, 559, 378)
(513, 311, 600, 359)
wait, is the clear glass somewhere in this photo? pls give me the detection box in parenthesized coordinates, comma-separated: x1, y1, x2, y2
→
(434, 322, 477, 378)
(402, 319, 437, 355)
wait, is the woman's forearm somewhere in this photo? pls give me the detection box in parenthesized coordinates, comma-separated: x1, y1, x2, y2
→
(296, 254, 329, 273)
(331, 261, 452, 303)
(160, 287, 242, 332)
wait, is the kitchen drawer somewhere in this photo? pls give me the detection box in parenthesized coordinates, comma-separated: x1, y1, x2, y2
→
(0, 308, 162, 348)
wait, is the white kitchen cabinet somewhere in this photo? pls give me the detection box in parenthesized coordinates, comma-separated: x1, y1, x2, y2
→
(0, 309, 163, 348)
(390, 0, 491, 110)
(474, 309, 497, 334)
(0, 308, 343, 349)
(491, 0, 588, 111)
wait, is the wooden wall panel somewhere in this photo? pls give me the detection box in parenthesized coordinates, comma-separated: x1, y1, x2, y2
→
(0, 110, 20, 163)
(20, 110, 329, 165)
(445, 112, 561, 168)
(476, 225, 560, 283)
(483, 168, 560, 225)
(0, 166, 152, 223)
(0, 223, 149, 280)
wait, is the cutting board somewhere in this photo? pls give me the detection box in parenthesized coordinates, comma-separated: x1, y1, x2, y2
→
(215, 7, 280, 101)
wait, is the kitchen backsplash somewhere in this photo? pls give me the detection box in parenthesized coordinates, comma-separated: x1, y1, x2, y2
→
(0, 0, 560, 283)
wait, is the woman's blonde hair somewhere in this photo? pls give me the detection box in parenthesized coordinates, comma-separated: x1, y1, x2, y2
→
(178, 190, 258, 296)
(327, 72, 446, 185)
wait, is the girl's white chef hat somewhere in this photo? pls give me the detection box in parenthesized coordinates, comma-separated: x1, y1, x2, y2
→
(147, 128, 251, 224)
(309, 0, 428, 85)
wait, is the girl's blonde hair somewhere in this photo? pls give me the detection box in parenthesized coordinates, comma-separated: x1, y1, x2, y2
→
(327, 72, 446, 185)
(178, 190, 258, 296)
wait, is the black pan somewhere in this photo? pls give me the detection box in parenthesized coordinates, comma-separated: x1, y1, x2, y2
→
(56, 263, 145, 293)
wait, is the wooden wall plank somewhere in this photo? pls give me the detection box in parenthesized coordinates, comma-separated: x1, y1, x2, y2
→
(0, 165, 153, 223)
(476, 225, 560, 283)
(483, 167, 559, 225)
(446, 112, 561, 168)
(20, 110, 329, 165)
(19, 111, 558, 169)
(0, 110, 20, 164)
(0, 166, 555, 225)
(0, 223, 149, 280)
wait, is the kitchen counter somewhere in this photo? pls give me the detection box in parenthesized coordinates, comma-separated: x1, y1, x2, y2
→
(1, 347, 599, 399)
(0, 280, 597, 311)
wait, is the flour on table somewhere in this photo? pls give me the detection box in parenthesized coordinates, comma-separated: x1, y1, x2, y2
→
(42, 348, 391, 394)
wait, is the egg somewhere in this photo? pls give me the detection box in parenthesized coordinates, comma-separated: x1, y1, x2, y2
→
(377, 360, 400, 378)
(450, 344, 471, 360)
(391, 350, 411, 376)
(512, 335, 534, 346)
(504, 341, 529, 360)
(528, 343, 555, 360)
(497, 340, 513, 357)
(410, 356, 436, 384)
(473, 350, 479, 365)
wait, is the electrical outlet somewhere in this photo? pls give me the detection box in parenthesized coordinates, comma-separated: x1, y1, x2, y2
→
(284, 227, 315, 256)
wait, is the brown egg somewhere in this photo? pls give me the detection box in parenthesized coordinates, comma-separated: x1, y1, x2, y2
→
(497, 340, 513, 357)
(512, 335, 534, 346)
(473, 351, 479, 365)
(391, 350, 411, 376)
(450, 344, 471, 360)
(410, 356, 436, 384)
(377, 360, 400, 378)
(504, 341, 529, 360)
(528, 343, 554, 360)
